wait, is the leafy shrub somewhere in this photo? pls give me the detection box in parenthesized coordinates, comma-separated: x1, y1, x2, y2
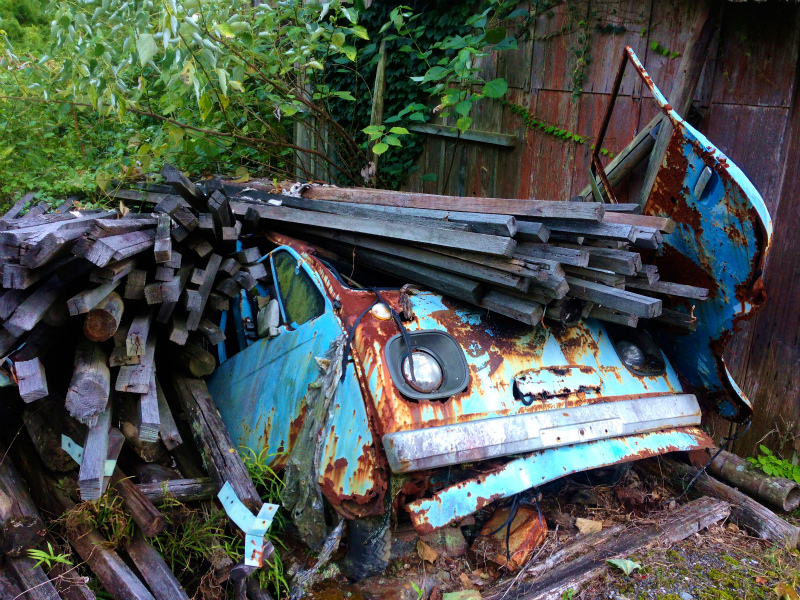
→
(748, 445, 800, 483)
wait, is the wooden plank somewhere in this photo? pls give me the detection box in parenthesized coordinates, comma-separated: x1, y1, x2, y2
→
(489, 497, 730, 600)
(171, 374, 262, 509)
(110, 346, 140, 367)
(563, 265, 625, 288)
(127, 308, 154, 356)
(14, 358, 48, 402)
(78, 406, 111, 501)
(116, 337, 156, 394)
(557, 243, 642, 275)
(156, 377, 183, 450)
(604, 211, 675, 234)
(299, 187, 605, 220)
(67, 279, 122, 316)
(231, 247, 261, 264)
(279, 197, 472, 233)
(530, 218, 640, 242)
(66, 341, 110, 426)
(136, 370, 160, 443)
(7, 557, 63, 600)
(127, 533, 191, 600)
(639, 459, 799, 547)
(155, 264, 193, 324)
(198, 318, 226, 345)
(231, 203, 517, 257)
(477, 289, 544, 325)
(283, 198, 519, 237)
(169, 313, 189, 345)
(124, 269, 147, 300)
(153, 213, 172, 263)
(408, 123, 517, 147)
(625, 279, 709, 300)
(84, 229, 156, 267)
(89, 256, 138, 283)
(2, 192, 34, 219)
(312, 230, 527, 290)
(565, 277, 662, 318)
(339, 246, 484, 304)
(187, 254, 222, 330)
(514, 221, 550, 243)
(588, 305, 638, 327)
(110, 470, 167, 537)
(20, 226, 86, 268)
(514, 243, 590, 267)
(161, 164, 208, 210)
(137, 478, 214, 504)
(4, 275, 63, 338)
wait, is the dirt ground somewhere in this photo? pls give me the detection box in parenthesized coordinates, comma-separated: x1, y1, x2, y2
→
(294, 464, 800, 600)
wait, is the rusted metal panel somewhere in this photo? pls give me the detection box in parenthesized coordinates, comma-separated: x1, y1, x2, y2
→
(618, 47, 773, 422)
(711, 2, 800, 108)
(406, 427, 713, 533)
(705, 103, 791, 215)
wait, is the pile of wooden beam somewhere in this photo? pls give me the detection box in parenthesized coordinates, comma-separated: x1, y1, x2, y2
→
(222, 185, 707, 329)
(0, 166, 276, 600)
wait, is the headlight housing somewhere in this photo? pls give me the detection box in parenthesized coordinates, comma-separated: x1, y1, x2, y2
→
(385, 330, 469, 401)
(606, 324, 666, 377)
(402, 350, 443, 393)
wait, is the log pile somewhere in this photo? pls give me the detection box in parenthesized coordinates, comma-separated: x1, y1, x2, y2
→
(0, 166, 276, 599)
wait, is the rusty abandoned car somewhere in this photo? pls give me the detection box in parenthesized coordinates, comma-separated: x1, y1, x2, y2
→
(206, 47, 772, 579)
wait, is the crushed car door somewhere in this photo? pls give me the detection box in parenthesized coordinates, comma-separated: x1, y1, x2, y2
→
(591, 46, 772, 422)
(207, 246, 341, 463)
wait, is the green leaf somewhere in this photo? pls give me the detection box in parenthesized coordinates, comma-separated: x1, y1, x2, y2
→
(421, 66, 448, 84)
(389, 127, 409, 135)
(607, 559, 641, 576)
(351, 25, 369, 40)
(372, 142, 389, 155)
(384, 135, 402, 147)
(508, 8, 530, 18)
(137, 34, 157, 67)
(342, 46, 357, 61)
(484, 27, 507, 45)
(333, 91, 355, 101)
(363, 125, 384, 135)
(331, 32, 345, 48)
(419, 173, 437, 182)
(216, 23, 235, 38)
(482, 78, 508, 99)
(454, 100, 472, 117)
(456, 116, 472, 133)
(494, 37, 518, 51)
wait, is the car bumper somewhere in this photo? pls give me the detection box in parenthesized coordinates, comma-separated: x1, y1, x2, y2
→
(405, 425, 713, 533)
(382, 393, 702, 473)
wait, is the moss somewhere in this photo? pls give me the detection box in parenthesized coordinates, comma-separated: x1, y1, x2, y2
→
(698, 588, 736, 600)
(657, 595, 682, 600)
(721, 556, 740, 567)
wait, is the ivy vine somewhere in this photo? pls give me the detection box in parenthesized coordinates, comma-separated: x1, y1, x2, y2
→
(504, 100, 614, 157)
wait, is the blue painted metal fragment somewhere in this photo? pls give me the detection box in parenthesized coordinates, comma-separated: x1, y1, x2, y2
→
(218, 481, 279, 567)
(406, 427, 712, 533)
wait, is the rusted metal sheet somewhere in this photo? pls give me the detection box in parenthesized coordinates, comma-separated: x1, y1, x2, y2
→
(475, 505, 548, 570)
(406, 426, 712, 533)
(614, 47, 774, 422)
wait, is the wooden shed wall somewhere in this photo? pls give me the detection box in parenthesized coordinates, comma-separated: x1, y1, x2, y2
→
(402, 0, 800, 458)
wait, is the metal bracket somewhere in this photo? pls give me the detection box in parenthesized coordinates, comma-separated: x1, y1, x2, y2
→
(218, 482, 279, 567)
(61, 435, 117, 477)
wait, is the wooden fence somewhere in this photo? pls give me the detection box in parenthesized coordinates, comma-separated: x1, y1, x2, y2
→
(402, 0, 800, 458)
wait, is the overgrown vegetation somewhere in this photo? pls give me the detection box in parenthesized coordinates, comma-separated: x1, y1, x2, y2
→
(63, 488, 135, 549)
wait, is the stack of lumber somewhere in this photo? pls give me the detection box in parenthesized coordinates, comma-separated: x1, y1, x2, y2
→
(0, 166, 277, 600)
(221, 185, 707, 329)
